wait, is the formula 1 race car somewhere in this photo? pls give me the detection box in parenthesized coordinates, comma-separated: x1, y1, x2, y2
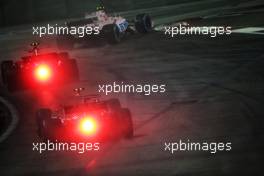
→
(1, 42, 79, 91)
(57, 4, 153, 49)
(36, 88, 133, 142)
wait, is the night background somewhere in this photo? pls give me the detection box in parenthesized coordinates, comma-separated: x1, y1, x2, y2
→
(0, 0, 263, 175)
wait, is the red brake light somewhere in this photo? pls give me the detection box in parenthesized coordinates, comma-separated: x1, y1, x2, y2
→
(79, 117, 97, 135)
(35, 64, 52, 82)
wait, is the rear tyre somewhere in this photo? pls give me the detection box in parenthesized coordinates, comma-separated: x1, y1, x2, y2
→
(57, 34, 75, 50)
(1, 60, 13, 84)
(102, 24, 122, 44)
(135, 13, 152, 33)
(5, 69, 20, 92)
(1, 61, 21, 92)
(59, 52, 70, 59)
(107, 98, 121, 111)
(69, 59, 79, 81)
(36, 108, 52, 141)
(6, 76, 19, 92)
(63, 58, 79, 82)
(120, 108, 133, 139)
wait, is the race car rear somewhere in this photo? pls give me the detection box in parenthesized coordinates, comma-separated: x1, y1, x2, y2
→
(1, 52, 79, 92)
(36, 98, 133, 142)
(56, 7, 153, 50)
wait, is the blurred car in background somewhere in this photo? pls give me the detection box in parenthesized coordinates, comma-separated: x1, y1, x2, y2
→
(1, 42, 79, 92)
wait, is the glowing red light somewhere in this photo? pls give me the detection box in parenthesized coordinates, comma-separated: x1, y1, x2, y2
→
(35, 64, 52, 82)
(79, 117, 97, 135)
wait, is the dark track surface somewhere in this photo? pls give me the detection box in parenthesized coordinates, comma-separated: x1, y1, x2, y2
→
(0, 9, 264, 176)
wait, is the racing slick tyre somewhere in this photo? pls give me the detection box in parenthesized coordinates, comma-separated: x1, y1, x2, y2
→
(57, 34, 75, 50)
(102, 24, 122, 44)
(135, 13, 152, 33)
(1, 61, 21, 92)
(36, 108, 52, 141)
(1, 60, 13, 84)
(107, 98, 121, 111)
(120, 108, 134, 139)
(5, 70, 20, 92)
(59, 52, 70, 59)
(6, 76, 19, 92)
(67, 59, 79, 82)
